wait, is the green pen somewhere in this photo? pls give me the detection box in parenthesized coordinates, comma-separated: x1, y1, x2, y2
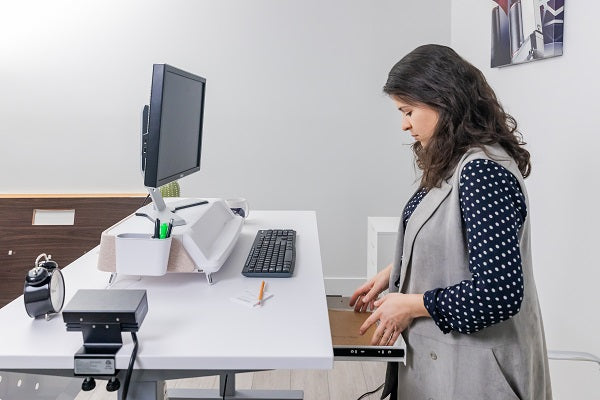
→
(159, 223, 169, 239)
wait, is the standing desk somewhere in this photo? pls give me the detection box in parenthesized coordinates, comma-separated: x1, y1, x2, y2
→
(0, 210, 333, 399)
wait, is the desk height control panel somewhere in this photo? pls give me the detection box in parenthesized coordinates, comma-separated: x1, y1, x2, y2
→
(334, 346, 405, 359)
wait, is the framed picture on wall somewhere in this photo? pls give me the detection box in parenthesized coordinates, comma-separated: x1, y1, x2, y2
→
(491, 0, 564, 67)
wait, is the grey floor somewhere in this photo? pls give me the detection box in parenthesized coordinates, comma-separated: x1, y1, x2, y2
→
(74, 361, 387, 400)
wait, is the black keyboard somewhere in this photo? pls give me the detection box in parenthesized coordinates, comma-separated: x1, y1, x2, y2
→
(242, 229, 296, 277)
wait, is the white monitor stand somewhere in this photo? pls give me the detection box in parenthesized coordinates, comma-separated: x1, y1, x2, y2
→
(134, 189, 244, 284)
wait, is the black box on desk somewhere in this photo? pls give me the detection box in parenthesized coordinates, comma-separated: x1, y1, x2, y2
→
(62, 289, 148, 376)
(63, 289, 148, 332)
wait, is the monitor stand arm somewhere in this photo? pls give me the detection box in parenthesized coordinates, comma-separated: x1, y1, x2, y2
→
(148, 186, 167, 212)
(136, 187, 187, 227)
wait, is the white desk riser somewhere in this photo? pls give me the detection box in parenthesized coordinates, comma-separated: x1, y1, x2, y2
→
(0, 210, 333, 399)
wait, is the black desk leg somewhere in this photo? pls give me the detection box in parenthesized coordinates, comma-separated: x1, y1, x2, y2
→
(220, 373, 235, 397)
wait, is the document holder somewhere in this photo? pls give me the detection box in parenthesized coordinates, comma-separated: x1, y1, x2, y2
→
(327, 296, 406, 364)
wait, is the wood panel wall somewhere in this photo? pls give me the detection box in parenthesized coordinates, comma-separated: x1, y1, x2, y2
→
(0, 195, 147, 307)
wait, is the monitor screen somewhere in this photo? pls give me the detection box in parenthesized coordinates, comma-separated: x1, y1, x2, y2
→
(143, 64, 206, 188)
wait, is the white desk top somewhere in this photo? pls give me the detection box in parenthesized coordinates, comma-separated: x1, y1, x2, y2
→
(0, 211, 333, 372)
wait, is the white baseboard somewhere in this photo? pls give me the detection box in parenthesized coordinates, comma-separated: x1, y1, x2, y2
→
(323, 277, 365, 296)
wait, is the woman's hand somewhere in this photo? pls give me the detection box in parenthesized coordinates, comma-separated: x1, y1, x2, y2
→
(359, 293, 429, 346)
(349, 264, 392, 312)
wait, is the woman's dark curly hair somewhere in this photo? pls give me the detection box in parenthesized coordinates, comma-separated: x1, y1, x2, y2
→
(383, 44, 531, 189)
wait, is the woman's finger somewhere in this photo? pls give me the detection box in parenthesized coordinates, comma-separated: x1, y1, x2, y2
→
(361, 290, 374, 305)
(355, 300, 364, 313)
(378, 325, 395, 346)
(368, 300, 376, 311)
(387, 328, 399, 346)
(356, 295, 371, 313)
(360, 309, 381, 335)
(349, 283, 370, 307)
(371, 323, 387, 345)
(352, 294, 363, 312)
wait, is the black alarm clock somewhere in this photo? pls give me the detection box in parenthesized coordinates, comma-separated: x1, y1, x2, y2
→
(24, 253, 65, 320)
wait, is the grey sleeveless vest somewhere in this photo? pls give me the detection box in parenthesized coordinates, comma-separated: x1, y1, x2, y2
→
(388, 145, 552, 399)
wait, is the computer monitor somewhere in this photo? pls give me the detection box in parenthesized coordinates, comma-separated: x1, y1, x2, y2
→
(139, 64, 206, 226)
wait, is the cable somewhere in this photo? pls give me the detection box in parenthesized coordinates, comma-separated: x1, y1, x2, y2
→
(139, 194, 151, 209)
(121, 332, 139, 400)
(222, 373, 228, 400)
(356, 382, 384, 400)
(133, 195, 152, 220)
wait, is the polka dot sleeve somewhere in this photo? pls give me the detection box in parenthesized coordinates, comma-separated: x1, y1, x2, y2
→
(423, 159, 527, 334)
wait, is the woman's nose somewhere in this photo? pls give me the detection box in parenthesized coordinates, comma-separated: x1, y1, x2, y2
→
(401, 118, 411, 131)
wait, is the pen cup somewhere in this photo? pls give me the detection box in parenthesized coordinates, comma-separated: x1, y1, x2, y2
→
(115, 233, 172, 276)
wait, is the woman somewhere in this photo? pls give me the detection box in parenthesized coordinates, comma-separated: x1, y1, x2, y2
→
(349, 45, 552, 399)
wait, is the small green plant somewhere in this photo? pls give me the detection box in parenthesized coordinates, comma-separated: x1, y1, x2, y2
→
(159, 181, 181, 197)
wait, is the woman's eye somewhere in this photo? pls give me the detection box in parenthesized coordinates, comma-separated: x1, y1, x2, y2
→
(405, 112, 412, 117)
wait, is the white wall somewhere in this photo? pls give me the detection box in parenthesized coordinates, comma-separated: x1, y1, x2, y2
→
(451, 1, 600, 398)
(0, 0, 450, 286)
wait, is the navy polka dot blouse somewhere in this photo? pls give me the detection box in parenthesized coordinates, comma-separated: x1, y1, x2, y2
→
(403, 159, 527, 334)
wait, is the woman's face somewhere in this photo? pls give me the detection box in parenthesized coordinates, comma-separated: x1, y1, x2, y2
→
(391, 97, 439, 148)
